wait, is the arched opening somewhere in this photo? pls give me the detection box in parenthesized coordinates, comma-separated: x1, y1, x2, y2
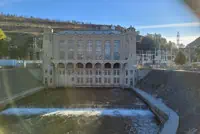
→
(57, 63, 65, 68)
(86, 63, 92, 68)
(67, 63, 74, 68)
(94, 63, 101, 69)
(76, 63, 84, 68)
(104, 63, 111, 69)
(113, 63, 120, 69)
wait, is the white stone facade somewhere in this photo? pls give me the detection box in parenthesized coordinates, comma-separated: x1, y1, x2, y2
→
(42, 27, 137, 88)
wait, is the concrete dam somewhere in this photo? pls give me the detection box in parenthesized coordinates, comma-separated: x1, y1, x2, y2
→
(137, 69, 200, 133)
(0, 68, 199, 133)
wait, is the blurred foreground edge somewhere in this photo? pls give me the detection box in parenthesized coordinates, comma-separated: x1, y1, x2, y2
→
(183, 0, 200, 18)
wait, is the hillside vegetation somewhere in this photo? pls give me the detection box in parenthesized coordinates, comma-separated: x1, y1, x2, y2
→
(0, 13, 178, 59)
(0, 13, 124, 35)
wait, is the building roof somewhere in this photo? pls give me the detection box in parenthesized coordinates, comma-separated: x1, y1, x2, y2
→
(56, 30, 122, 35)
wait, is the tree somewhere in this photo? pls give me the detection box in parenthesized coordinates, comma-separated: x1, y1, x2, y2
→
(195, 47, 200, 61)
(146, 33, 176, 50)
(0, 29, 6, 40)
(174, 51, 186, 65)
(0, 29, 8, 58)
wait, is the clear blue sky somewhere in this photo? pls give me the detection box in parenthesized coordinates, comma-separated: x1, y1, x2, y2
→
(0, 0, 200, 45)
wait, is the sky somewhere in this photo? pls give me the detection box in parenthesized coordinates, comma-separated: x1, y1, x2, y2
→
(0, 0, 200, 46)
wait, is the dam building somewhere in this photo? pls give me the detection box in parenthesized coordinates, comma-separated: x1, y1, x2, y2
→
(42, 26, 137, 88)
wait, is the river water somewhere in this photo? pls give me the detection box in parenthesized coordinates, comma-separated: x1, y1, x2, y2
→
(0, 88, 160, 134)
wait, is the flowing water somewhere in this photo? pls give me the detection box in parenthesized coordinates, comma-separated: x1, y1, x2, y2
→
(0, 88, 160, 134)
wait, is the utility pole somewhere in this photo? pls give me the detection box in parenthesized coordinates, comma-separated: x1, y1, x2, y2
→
(177, 32, 180, 48)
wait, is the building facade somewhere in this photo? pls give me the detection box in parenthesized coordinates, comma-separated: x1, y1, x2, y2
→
(42, 27, 137, 88)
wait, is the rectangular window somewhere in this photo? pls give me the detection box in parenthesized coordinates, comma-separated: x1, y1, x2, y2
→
(71, 77, 74, 82)
(96, 40, 102, 60)
(45, 77, 48, 84)
(59, 51, 65, 60)
(108, 70, 111, 75)
(114, 40, 120, 60)
(90, 78, 92, 83)
(126, 70, 128, 76)
(90, 70, 92, 75)
(86, 40, 93, 60)
(104, 41, 111, 60)
(86, 70, 89, 75)
(117, 70, 120, 75)
(77, 40, 84, 60)
(108, 78, 110, 83)
(113, 70, 116, 76)
(87, 40, 93, 51)
(68, 40, 74, 60)
(68, 70, 71, 75)
(59, 40, 65, 49)
(104, 78, 107, 83)
(104, 70, 107, 75)
(96, 78, 98, 83)
(96, 70, 98, 75)
(77, 78, 80, 83)
(99, 70, 101, 75)
(77, 51, 84, 60)
(117, 78, 120, 83)
(99, 78, 101, 83)
(130, 78, 133, 86)
(81, 78, 83, 83)
(50, 70, 52, 75)
(126, 78, 128, 84)
(50, 78, 52, 83)
(114, 78, 116, 84)
(130, 70, 133, 75)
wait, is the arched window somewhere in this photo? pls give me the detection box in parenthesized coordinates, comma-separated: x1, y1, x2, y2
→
(76, 63, 84, 68)
(58, 63, 65, 68)
(95, 63, 101, 69)
(86, 63, 92, 68)
(113, 63, 120, 69)
(104, 63, 111, 68)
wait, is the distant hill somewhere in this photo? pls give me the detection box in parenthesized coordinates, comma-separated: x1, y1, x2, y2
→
(186, 37, 200, 48)
(0, 13, 124, 35)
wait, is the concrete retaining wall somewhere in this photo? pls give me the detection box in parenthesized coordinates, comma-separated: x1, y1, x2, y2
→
(132, 88, 179, 134)
(28, 68, 42, 81)
(136, 69, 151, 81)
(0, 68, 43, 108)
(137, 69, 200, 133)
